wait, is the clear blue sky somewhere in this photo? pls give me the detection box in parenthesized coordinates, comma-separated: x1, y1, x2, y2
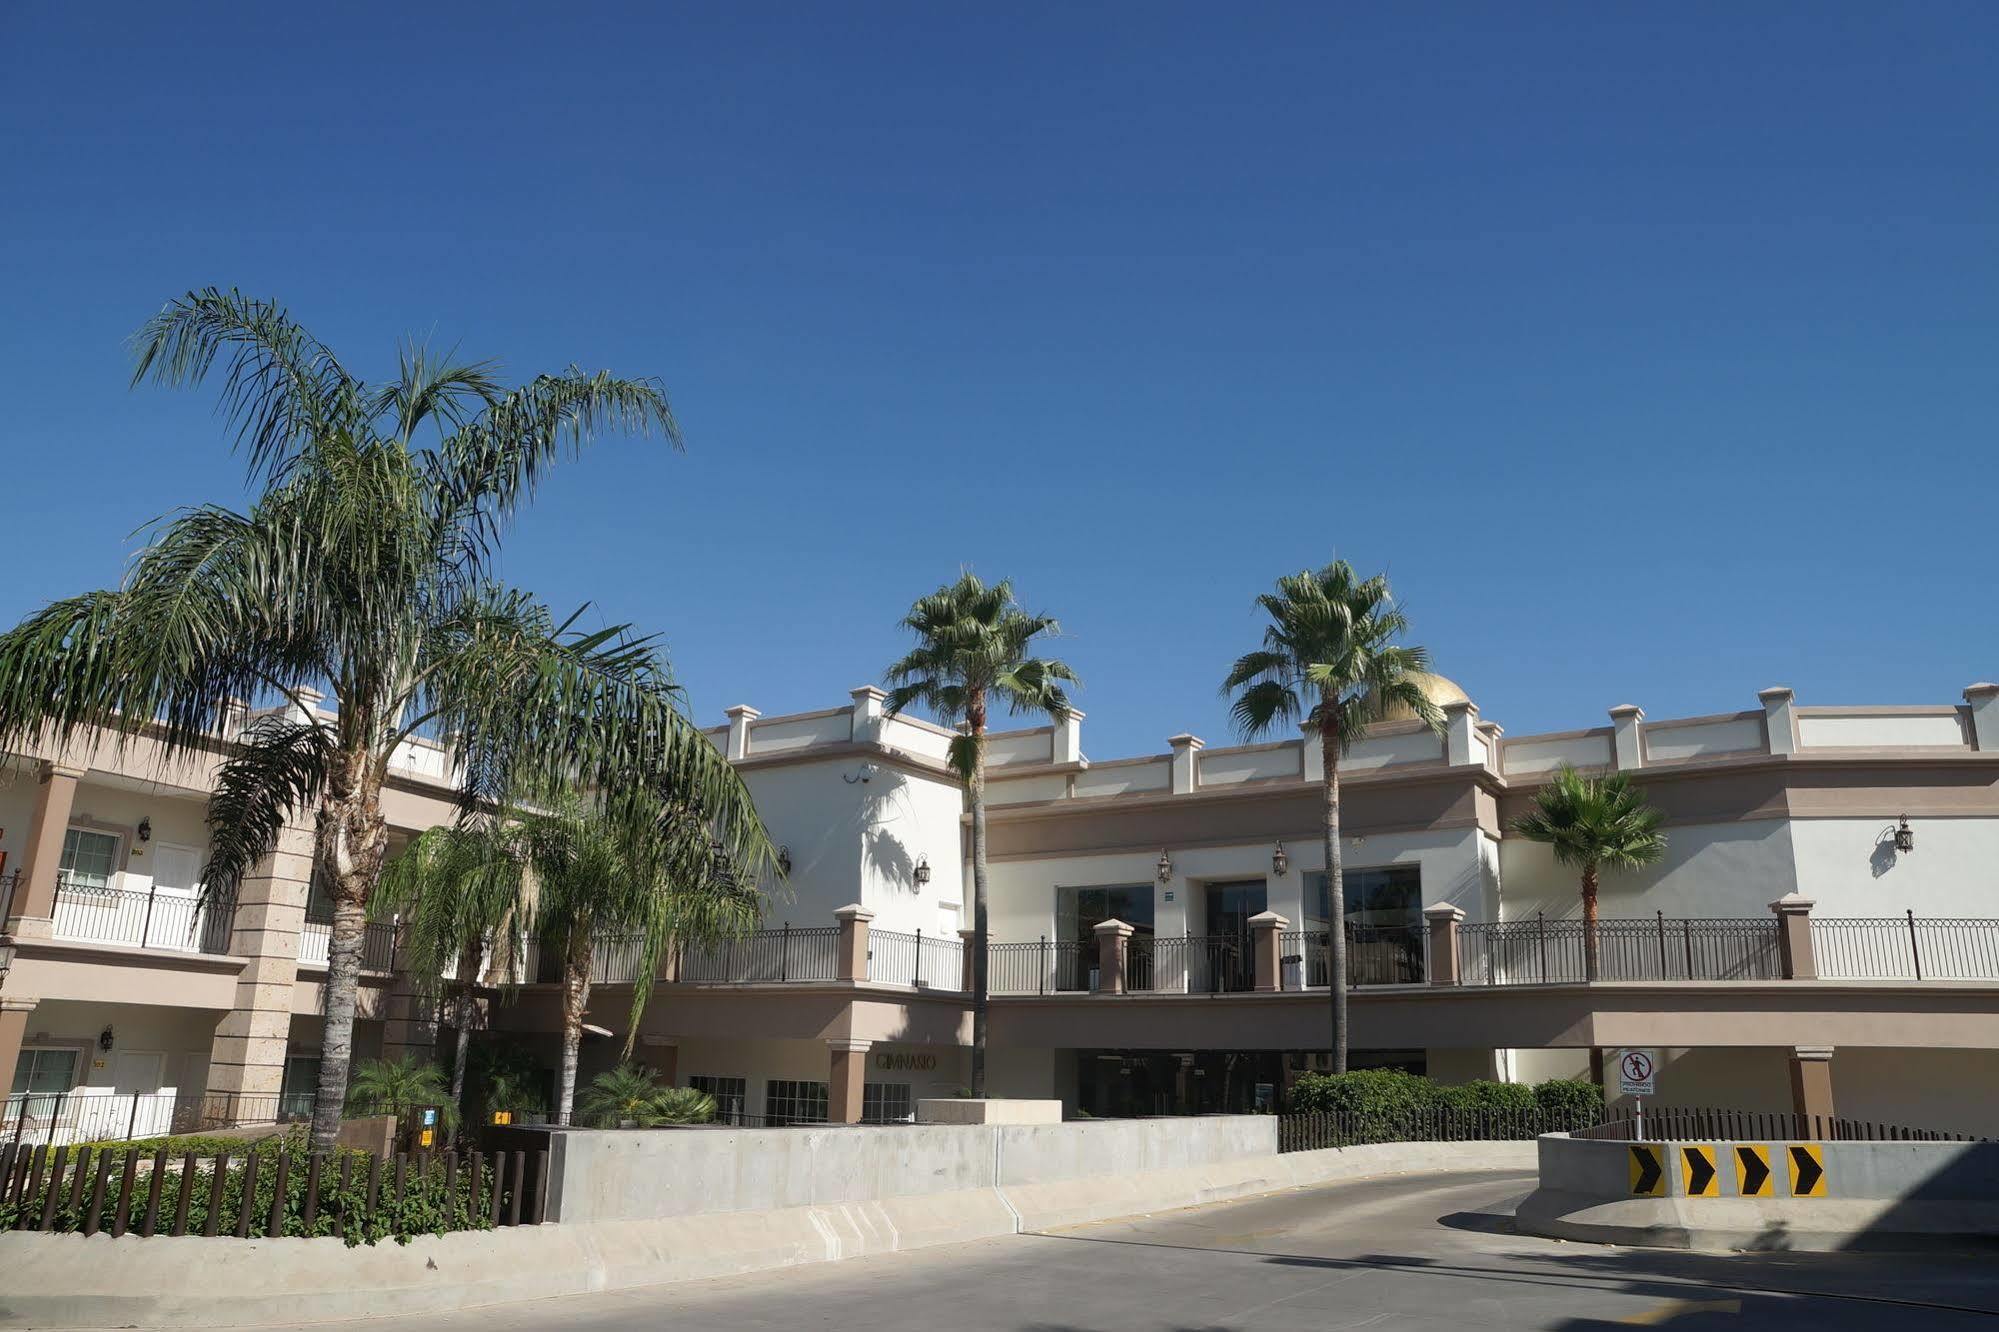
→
(2, 3, 1993, 759)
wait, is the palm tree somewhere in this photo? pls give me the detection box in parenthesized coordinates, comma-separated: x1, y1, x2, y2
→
(0, 290, 771, 1150)
(884, 572, 1075, 1098)
(346, 1053, 459, 1131)
(576, 1063, 714, 1128)
(468, 1041, 547, 1124)
(1510, 766, 1666, 980)
(376, 822, 523, 1108)
(1221, 561, 1443, 1073)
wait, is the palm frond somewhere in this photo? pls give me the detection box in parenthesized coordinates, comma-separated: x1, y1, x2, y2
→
(203, 714, 335, 899)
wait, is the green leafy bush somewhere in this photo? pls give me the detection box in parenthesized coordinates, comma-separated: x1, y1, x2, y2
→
(1284, 1070, 1602, 1143)
(1531, 1078, 1604, 1121)
(576, 1064, 714, 1128)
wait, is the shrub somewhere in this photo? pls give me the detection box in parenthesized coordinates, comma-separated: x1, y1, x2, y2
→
(575, 1064, 714, 1128)
(1285, 1070, 1604, 1143)
(1532, 1078, 1604, 1124)
(1287, 1068, 1429, 1122)
(1432, 1080, 1538, 1114)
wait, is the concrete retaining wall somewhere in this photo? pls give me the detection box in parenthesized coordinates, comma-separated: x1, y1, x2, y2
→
(0, 1124, 1533, 1329)
(1519, 1133, 1999, 1251)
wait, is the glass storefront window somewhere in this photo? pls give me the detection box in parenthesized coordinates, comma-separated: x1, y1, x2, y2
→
(1054, 885, 1155, 949)
(1308, 865, 1422, 930)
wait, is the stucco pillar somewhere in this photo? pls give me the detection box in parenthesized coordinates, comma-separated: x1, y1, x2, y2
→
(828, 1038, 870, 1124)
(1053, 708, 1085, 765)
(1789, 1046, 1836, 1124)
(849, 686, 887, 745)
(1608, 705, 1645, 770)
(959, 927, 977, 993)
(1759, 686, 1798, 756)
(1424, 904, 1465, 987)
(7, 762, 85, 939)
(0, 994, 35, 1090)
(1443, 701, 1480, 767)
(1770, 895, 1817, 980)
(1093, 918, 1133, 995)
(1249, 911, 1287, 992)
(835, 903, 874, 982)
(723, 705, 760, 761)
(1966, 683, 1999, 751)
(206, 821, 313, 1107)
(1167, 733, 1204, 795)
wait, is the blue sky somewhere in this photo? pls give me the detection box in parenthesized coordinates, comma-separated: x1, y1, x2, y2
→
(2, 3, 1993, 760)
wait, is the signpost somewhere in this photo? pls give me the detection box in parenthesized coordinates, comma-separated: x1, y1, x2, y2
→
(1616, 1049, 1657, 1139)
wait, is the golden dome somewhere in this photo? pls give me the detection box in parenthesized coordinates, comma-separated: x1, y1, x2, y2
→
(1375, 671, 1470, 722)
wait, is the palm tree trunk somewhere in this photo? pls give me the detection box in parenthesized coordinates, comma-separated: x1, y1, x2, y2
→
(556, 925, 593, 1125)
(1321, 713, 1348, 1074)
(1581, 861, 1600, 982)
(450, 940, 480, 1106)
(308, 766, 391, 1153)
(968, 738, 990, 1100)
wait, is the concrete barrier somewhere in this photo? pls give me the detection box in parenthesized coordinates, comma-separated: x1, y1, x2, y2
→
(1518, 1133, 1999, 1251)
(0, 1121, 1535, 1329)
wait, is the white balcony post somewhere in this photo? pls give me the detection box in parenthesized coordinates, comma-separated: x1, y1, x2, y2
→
(850, 686, 888, 745)
(1760, 686, 1798, 756)
(1168, 734, 1204, 795)
(1053, 708, 1085, 765)
(1966, 683, 1999, 751)
(724, 705, 760, 761)
(1608, 704, 1645, 770)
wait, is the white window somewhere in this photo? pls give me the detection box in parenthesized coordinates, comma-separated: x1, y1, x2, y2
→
(58, 828, 120, 893)
(11, 1047, 81, 1096)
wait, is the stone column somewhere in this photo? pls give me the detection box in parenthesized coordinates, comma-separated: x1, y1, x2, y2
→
(1966, 683, 1999, 751)
(724, 705, 760, 761)
(1770, 895, 1817, 980)
(1442, 701, 1480, 767)
(1608, 705, 1645, 770)
(1167, 734, 1204, 795)
(1053, 708, 1085, 765)
(1760, 687, 1798, 756)
(0, 994, 35, 1092)
(206, 821, 313, 1110)
(1424, 904, 1465, 986)
(835, 904, 874, 982)
(828, 1038, 870, 1124)
(1093, 918, 1133, 995)
(1249, 910, 1287, 992)
(1789, 1045, 1836, 1123)
(960, 927, 977, 993)
(7, 762, 85, 939)
(849, 686, 887, 745)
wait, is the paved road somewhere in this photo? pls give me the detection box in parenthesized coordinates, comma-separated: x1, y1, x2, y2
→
(258, 1170, 1999, 1330)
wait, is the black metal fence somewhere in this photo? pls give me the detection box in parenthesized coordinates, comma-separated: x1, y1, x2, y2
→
(868, 928, 964, 989)
(46, 876, 236, 954)
(1811, 912, 1999, 981)
(0, 1141, 547, 1238)
(1573, 1105, 1990, 1143)
(676, 925, 839, 983)
(3, 1092, 300, 1149)
(1130, 934, 1251, 993)
(299, 916, 399, 973)
(1277, 1105, 1601, 1152)
(990, 939, 1092, 994)
(1279, 925, 1426, 988)
(1458, 913, 1782, 984)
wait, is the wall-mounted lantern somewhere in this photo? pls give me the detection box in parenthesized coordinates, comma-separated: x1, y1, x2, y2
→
(776, 846, 793, 876)
(1272, 841, 1289, 877)
(1894, 815, 1915, 853)
(136, 817, 152, 844)
(912, 854, 931, 888)
(98, 1025, 115, 1053)
(1156, 848, 1173, 882)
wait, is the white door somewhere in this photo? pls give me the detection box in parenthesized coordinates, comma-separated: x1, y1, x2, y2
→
(111, 1051, 164, 1094)
(107, 1051, 171, 1138)
(146, 844, 204, 951)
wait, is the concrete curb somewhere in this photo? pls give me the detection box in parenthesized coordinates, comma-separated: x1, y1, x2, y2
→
(0, 1141, 1536, 1329)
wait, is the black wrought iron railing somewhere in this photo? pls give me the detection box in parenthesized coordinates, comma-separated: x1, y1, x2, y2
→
(1811, 912, 1999, 981)
(299, 916, 397, 973)
(676, 925, 839, 983)
(868, 928, 964, 990)
(1573, 1105, 1990, 1143)
(1130, 934, 1251, 994)
(1279, 924, 1426, 987)
(47, 877, 236, 955)
(2, 1091, 299, 1149)
(989, 939, 1092, 994)
(1458, 913, 1782, 985)
(1278, 1104, 1600, 1151)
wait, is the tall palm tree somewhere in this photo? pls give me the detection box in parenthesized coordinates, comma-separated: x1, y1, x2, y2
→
(0, 290, 770, 1150)
(1510, 766, 1666, 980)
(453, 795, 763, 1124)
(376, 822, 522, 1108)
(1222, 561, 1443, 1073)
(884, 572, 1075, 1098)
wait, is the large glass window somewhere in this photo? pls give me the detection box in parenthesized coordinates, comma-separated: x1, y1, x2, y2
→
(764, 1079, 829, 1126)
(279, 1053, 321, 1121)
(1309, 865, 1423, 930)
(862, 1082, 913, 1123)
(1055, 885, 1154, 948)
(58, 829, 120, 892)
(11, 1047, 80, 1096)
(688, 1075, 748, 1122)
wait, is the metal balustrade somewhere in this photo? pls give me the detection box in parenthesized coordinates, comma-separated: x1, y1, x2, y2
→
(2, 1091, 296, 1149)
(298, 918, 397, 973)
(1811, 913, 1999, 981)
(1130, 934, 1250, 993)
(1458, 913, 1782, 985)
(676, 925, 839, 983)
(46, 877, 235, 955)
(989, 939, 1092, 994)
(867, 928, 963, 989)
(1279, 925, 1427, 987)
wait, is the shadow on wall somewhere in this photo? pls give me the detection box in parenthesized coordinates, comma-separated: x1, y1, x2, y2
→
(859, 768, 924, 896)
(1870, 830, 1900, 880)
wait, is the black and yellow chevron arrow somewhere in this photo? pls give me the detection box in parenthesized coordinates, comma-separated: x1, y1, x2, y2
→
(1736, 1144, 1773, 1197)
(1681, 1144, 1718, 1197)
(1790, 1144, 1826, 1197)
(1629, 1144, 1665, 1196)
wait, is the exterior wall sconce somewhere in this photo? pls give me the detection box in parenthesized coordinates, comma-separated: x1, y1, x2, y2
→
(913, 855, 931, 888)
(1272, 841, 1289, 877)
(1894, 816, 1915, 853)
(776, 846, 792, 876)
(98, 1025, 115, 1053)
(1156, 849, 1173, 882)
(136, 817, 152, 843)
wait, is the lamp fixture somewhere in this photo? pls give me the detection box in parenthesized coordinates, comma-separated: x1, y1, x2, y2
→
(1272, 841, 1289, 877)
(913, 855, 931, 888)
(1894, 815, 1915, 854)
(98, 1025, 115, 1053)
(136, 817, 152, 844)
(776, 846, 792, 876)
(1156, 848, 1173, 882)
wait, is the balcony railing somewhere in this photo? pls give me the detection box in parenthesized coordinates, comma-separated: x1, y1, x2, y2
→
(1811, 913, 1999, 981)
(1280, 924, 1427, 988)
(1130, 934, 1252, 993)
(1459, 913, 1783, 985)
(867, 928, 963, 989)
(990, 939, 1092, 994)
(44, 875, 236, 955)
(2, 1090, 295, 1149)
(298, 917, 398, 973)
(677, 926, 839, 983)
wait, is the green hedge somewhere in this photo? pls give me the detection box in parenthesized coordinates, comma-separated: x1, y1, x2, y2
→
(1284, 1069, 1601, 1143)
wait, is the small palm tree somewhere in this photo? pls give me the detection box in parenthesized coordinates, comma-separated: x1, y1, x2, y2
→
(346, 1054, 459, 1130)
(1511, 766, 1666, 980)
(884, 572, 1076, 1099)
(1222, 561, 1443, 1073)
(469, 1041, 547, 1123)
(0, 291, 770, 1150)
(576, 1063, 714, 1128)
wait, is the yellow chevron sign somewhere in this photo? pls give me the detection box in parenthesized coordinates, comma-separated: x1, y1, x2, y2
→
(1735, 1144, 1773, 1197)
(1789, 1144, 1827, 1197)
(1680, 1144, 1719, 1198)
(1629, 1144, 1665, 1196)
